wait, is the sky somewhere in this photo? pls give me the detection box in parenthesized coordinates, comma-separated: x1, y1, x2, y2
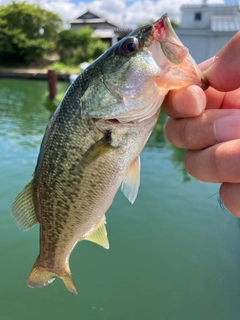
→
(1, 0, 235, 28)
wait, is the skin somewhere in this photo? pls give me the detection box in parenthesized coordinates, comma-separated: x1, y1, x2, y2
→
(163, 31, 240, 217)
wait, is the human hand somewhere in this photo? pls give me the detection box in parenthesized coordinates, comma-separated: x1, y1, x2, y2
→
(163, 32, 240, 216)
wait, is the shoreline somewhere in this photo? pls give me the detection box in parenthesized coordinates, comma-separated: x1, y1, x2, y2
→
(0, 68, 72, 81)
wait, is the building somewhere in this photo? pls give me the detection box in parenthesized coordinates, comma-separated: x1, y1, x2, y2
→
(69, 10, 132, 47)
(176, 2, 240, 62)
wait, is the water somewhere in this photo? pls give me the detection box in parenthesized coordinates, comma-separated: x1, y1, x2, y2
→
(1, 79, 240, 320)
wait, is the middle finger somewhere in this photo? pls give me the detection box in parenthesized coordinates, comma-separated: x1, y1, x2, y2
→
(165, 109, 240, 150)
(185, 140, 240, 183)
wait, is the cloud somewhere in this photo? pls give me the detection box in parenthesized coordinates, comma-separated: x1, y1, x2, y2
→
(1, 0, 225, 28)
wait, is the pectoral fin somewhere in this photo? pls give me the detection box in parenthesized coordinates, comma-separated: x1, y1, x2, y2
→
(85, 216, 109, 249)
(121, 156, 140, 204)
(11, 180, 39, 231)
(71, 131, 114, 174)
(83, 132, 113, 164)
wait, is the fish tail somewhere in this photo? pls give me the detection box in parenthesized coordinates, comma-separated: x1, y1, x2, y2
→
(28, 257, 78, 295)
(28, 258, 55, 289)
(61, 271, 78, 295)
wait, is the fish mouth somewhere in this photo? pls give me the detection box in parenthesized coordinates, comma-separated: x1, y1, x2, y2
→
(152, 14, 209, 90)
(197, 73, 209, 91)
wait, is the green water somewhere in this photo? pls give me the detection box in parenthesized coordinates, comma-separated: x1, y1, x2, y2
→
(1, 79, 240, 320)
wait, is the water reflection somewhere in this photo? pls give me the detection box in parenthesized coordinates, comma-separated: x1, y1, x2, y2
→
(0, 79, 69, 149)
(147, 110, 189, 181)
(169, 145, 190, 182)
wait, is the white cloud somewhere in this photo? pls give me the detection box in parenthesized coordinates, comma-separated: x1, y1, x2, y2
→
(1, 0, 225, 28)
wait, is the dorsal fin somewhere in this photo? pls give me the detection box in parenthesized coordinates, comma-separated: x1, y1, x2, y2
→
(121, 156, 140, 204)
(11, 180, 39, 231)
(85, 216, 109, 249)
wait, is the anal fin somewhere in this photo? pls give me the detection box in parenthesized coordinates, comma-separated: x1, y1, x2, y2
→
(85, 216, 109, 249)
(11, 180, 39, 231)
(121, 156, 140, 204)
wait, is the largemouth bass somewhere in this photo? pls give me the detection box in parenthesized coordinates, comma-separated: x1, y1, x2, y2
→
(11, 14, 208, 295)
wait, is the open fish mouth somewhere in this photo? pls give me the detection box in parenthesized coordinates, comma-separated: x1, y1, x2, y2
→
(152, 14, 209, 90)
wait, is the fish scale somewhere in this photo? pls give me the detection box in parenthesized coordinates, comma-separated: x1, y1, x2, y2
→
(11, 14, 208, 295)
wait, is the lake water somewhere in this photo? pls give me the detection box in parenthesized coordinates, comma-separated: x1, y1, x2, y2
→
(1, 78, 240, 320)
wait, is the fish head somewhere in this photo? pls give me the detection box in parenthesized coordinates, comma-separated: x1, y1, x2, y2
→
(81, 14, 208, 122)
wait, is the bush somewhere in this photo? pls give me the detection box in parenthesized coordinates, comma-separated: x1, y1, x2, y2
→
(51, 62, 81, 74)
(0, 1, 63, 64)
(57, 27, 107, 65)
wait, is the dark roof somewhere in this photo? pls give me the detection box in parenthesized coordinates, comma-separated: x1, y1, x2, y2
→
(76, 11, 102, 20)
(69, 9, 122, 29)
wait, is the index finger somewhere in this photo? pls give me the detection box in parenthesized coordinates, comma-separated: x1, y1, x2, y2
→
(163, 84, 228, 118)
(204, 31, 240, 91)
(163, 85, 206, 118)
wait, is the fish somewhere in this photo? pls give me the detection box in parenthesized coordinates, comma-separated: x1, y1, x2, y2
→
(11, 14, 208, 295)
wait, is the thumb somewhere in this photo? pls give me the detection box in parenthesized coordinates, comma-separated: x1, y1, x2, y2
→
(204, 31, 240, 92)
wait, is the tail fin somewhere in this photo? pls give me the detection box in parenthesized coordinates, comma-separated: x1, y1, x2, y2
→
(28, 257, 78, 295)
(61, 272, 78, 295)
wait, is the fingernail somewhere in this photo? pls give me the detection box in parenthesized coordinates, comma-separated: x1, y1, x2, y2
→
(187, 86, 205, 115)
(214, 114, 240, 142)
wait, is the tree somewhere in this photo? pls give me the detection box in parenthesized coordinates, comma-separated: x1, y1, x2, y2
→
(0, 1, 63, 64)
(170, 20, 180, 29)
(57, 27, 108, 65)
(137, 19, 155, 27)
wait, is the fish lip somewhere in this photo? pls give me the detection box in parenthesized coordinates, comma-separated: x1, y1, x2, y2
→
(199, 74, 209, 91)
(192, 62, 209, 90)
(153, 14, 210, 90)
(152, 13, 180, 44)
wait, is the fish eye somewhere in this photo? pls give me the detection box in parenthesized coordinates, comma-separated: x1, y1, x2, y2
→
(120, 37, 140, 56)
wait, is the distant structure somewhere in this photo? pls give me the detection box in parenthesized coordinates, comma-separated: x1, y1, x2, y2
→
(176, 2, 240, 62)
(69, 10, 132, 47)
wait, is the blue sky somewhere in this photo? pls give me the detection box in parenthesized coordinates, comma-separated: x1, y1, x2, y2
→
(1, 0, 232, 27)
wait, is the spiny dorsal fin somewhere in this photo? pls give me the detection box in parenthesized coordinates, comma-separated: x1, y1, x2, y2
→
(11, 180, 39, 231)
(85, 216, 109, 249)
(121, 156, 140, 204)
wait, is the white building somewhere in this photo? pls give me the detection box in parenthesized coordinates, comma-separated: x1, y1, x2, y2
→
(176, 2, 240, 62)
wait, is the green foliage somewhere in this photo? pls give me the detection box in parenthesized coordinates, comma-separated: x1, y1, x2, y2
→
(51, 61, 81, 73)
(0, 1, 63, 64)
(57, 27, 107, 65)
(170, 20, 180, 29)
(137, 19, 155, 27)
(42, 90, 65, 112)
